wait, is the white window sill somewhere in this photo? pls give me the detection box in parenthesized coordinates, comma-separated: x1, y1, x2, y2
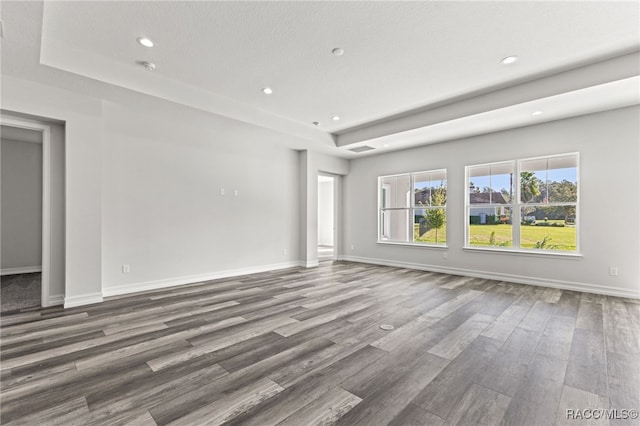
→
(377, 241, 448, 250)
(463, 246, 583, 259)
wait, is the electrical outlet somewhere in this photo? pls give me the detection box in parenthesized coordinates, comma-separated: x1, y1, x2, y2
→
(350, 244, 355, 250)
(220, 188, 225, 196)
(609, 267, 618, 276)
(282, 248, 287, 256)
(234, 189, 239, 196)
(122, 264, 130, 273)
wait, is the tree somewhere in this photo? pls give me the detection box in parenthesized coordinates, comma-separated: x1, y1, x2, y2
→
(549, 179, 577, 202)
(534, 179, 577, 221)
(520, 171, 541, 203)
(424, 186, 446, 243)
(520, 171, 542, 219)
(550, 179, 577, 221)
(500, 188, 512, 203)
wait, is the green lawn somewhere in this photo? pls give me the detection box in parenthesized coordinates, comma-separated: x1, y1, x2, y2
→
(470, 223, 576, 251)
(413, 222, 576, 251)
(469, 224, 512, 247)
(414, 223, 447, 244)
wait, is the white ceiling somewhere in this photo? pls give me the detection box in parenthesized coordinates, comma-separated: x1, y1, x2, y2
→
(2, 1, 640, 158)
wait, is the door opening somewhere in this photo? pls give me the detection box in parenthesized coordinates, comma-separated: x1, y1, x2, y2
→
(317, 174, 335, 262)
(1, 115, 59, 310)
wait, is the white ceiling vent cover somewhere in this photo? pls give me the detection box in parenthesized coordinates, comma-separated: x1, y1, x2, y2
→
(348, 146, 376, 153)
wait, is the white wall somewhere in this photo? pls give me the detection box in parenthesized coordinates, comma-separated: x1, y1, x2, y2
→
(317, 179, 334, 246)
(3, 74, 306, 303)
(343, 106, 640, 298)
(2, 74, 307, 304)
(1, 137, 42, 270)
(101, 98, 301, 295)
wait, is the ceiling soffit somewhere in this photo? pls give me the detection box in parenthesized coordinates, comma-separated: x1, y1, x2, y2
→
(33, 1, 640, 157)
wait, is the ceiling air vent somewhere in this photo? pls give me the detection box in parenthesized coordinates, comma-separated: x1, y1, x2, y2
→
(348, 145, 375, 153)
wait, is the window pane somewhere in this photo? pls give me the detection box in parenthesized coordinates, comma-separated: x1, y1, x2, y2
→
(468, 207, 512, 247)
(380, 174, 410, 208)
(520, 154, 578, 204)
(380, 209, 411, 242)
(468, 162, 514, 204)
(520, 206, 576, 251)
(414, 170, 447, 207)
(414, 208, 446, 245)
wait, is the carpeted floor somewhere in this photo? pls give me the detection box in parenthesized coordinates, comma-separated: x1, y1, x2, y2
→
(1, 273, 41, 313)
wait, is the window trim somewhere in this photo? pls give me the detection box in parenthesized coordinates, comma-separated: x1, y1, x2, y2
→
(463, 246, 583, 259)
(464, 152, 580, 254)
(377, 168, 448, 247)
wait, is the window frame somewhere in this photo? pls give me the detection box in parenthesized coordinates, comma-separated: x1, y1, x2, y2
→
(464, 152, 580, 255)
(377, 168, 448, 248)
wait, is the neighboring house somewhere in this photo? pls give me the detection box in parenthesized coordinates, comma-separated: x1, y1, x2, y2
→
(469, 192, 507, 204)
(469, 192, 508, 222)
(414, 187, 443, 222)
(414, 188, 432, 206)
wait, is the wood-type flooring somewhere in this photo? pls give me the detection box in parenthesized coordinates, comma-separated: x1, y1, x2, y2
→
(1, 262, 639, 425)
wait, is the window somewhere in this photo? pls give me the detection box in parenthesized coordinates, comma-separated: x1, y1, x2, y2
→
(379, 169, 447, 246)
(465, 153, 578, 253)
(467, 161, 515, 247)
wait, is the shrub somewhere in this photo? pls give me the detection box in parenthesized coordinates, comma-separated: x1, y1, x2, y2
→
(489, 231, 509, 247)
(535, 235, 558, 250)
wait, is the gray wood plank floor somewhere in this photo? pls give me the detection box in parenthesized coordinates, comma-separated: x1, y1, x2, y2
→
(1, 262, 639, 425)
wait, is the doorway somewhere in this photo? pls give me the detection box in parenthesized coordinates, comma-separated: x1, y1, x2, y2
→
(1, 116, 55, 311)
(317, 174, 336, 262)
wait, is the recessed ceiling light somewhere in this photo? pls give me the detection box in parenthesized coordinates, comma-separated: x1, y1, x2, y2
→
(332, 115, 341, 121)
(137, 37, 154, 48)
(532, 111, 543, 116)
(501, 55, 519, 65)
(332, 48, 344, 56)
(262, 87, 273, 95)
(312, 121, 320, 126)
(383, 144, 389, 147)
(141, 61, 156, 71)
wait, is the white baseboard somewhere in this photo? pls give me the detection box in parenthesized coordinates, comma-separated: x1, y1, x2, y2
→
(1, 266, 42, 276)
(64, 292, 104, 308)
(47, 294, 65, 307)
(102, 261, 303, 298)
(340, 255, 640, 299)
(303, 260, 320, 268)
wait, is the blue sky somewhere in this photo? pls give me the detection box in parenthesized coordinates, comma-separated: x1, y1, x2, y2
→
(470, 167, 576, 193)
(414, 167, 576, 194)
(414, 179, 447, 191)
